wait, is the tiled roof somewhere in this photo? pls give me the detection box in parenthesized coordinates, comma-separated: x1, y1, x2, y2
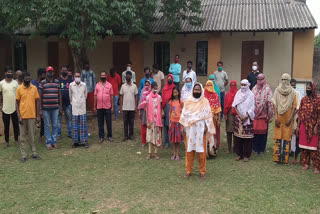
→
(152, 0, 318, 33)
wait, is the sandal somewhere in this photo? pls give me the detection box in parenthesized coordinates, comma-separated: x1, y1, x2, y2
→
(184, 173, 191, 178)
(146, 154, 151, 160)
(243, 158, 249, 162)
(302, 165, 310, 170)
(154, 154, 160, 160)
(235, 156, 241, 161)
(200, 174, 206, 180)
(171, 155, 175, 160)
(175, 156, 180, 161)
(314, 169, 320, 174)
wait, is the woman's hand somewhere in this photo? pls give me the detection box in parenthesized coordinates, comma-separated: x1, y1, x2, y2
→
(275, 118, 280, 128)
(285, 118, 292, 127)
(313, 126, 318, 136)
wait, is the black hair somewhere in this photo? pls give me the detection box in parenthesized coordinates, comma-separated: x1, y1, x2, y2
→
(144, 67, 150, 73)
(217, 61, 223, 66)
(4, 66, 12, 73)
(127, 61, 132, 65)
(152, 64, 159, 70)
(170, 87, 181, 103)
(22, 72, 30, 79)
(74, 71, 82, 75)
(61, 65, 68, 70)
(151, 81, 158, 89)
(175, 55, 180, 58)
(290, 79, 297, 84)
(306, 81, 313, 88)
(187, 61, 192, 65)
(145, 80, 151, 86)
(110, 68, 115, 73)
(185, 77, 193, 82)
(126, 71, 132, 76)
(37, 68, 46, 77)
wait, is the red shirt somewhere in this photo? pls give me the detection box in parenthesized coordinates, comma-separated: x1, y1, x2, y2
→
(94, 82, 113, 110)
(107, 73, 121, 96)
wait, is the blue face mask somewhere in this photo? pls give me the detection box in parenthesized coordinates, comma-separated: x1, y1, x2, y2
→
(186, 82, 192, 88)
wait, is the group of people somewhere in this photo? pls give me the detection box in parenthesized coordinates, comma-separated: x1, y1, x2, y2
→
(1, 56, 320, 179)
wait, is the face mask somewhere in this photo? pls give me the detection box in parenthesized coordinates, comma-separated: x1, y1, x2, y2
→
(168, 80, 173, 85)
(110, 72, 115, 77)
(6, 74, 13, 79)
(75, 77, 81, 83)
(18, 75, 23, 82)
(187, 66, 192, 70)
(101, 77, 106, 82)
(127, 67, 131, 71)
(47, 73, 53, 78)
(175, 59, 179, 63)
(306, 90, 312, 96)
(126, 77, 131, 82)
(62, 72, 68, 77)
(145, 73, 150, 78)
(218, 67, 223, 71)
(193, 93, 201, 99)
(153, 90, 157, 94)
(241, 86, 247, 92)
(24, 80, 30, 87)
(252, 66, 258, 71)
(186, 82, 192, 88)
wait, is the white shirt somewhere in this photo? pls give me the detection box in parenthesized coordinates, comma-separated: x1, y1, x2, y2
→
(182, 69, 197, 83)
(122, 70, 136, 84)
(69, 81, 87, 116)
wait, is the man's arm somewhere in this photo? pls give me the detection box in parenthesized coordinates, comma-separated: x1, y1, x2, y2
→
(39, 92, 43, 116)
(36, 98, 40, 123)
(16, 100, 23, 125)
(94, 95, 97, 113)
(58, 90, 63, 114)
(225, 79, 229, 86)
(135, 95, 138, 112)
(119, 95, 123, 113)
(111, 95, 114, 113)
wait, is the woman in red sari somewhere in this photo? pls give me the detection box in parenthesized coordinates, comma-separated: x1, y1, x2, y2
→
(297, 82, 320, 174)
(204, 80, 221, 157)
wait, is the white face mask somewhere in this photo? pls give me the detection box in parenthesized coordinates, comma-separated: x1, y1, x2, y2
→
(75, 77, 81, 83)
(252, 66, 258, 71)
(241, 85, 247, 92)
(127, 67, 131, 71)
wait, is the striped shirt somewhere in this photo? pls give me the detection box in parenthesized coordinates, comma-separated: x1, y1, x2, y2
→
(39, 79, 60, 110)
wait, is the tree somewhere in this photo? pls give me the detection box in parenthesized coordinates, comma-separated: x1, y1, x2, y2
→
(1, 0, 203, 72)
(315, 33, 320, 48)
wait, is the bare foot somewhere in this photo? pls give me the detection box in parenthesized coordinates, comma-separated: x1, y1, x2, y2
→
(302, 165, 310, 170)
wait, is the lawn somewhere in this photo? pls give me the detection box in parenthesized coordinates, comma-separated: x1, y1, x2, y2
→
(1, 119, 320, 214)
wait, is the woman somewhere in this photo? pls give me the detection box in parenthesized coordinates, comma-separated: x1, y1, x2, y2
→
(272, 73, 297, 165)
(252, 74, 274, 155)
(138, 80, 151, 147)
(180, 83, 216, 180)
(224, 80, 238, 154)
(232, 79, 255, 162)
(208, 75, 221, 99)
(297, 82, 320, 174)
(204, 80, 221, 155)
(162, 74, 176, 148)
(181, 77, 193, 102)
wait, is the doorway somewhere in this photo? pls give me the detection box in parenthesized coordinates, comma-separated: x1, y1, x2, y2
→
(113, 42, 129, 76)
(241, 41, 264, 80)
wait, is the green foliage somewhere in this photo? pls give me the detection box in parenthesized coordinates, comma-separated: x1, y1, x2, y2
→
(315, 33, 320, 48)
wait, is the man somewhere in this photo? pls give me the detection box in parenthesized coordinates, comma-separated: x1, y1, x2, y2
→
(70, 71, 89, 148)
(107, 68, 121, 120)
(31, 68, 46, 144)
(182, 61, 197, 83)
(16, 70, 23, 85)
(57, 65, 73, 140)
(169, 55, 182, 88)
(0, 66, 19, 148)
(81, 62, 96, 113)
(151, 64, 164, 94)
(214, 61, 228, 118)
(247, 62, 261, 90)
(290, 79, 301, 164)
(94, 71, 114, 143)
(16, 72, 41, 163)
(179, 83, 216, 180)
(120, 71, 138, 141)
(138, 67, 154, 100)
(121, 62, 136, 84)
(39, 66, 62, 150)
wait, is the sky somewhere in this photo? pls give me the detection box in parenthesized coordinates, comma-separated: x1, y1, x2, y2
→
(306, 0, 320, 35)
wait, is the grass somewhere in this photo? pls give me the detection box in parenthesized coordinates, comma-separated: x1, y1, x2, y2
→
(1, 119, 320, 214)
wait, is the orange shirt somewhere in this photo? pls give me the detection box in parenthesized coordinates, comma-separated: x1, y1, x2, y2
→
(169, 99, 184, 123)
(16, 84, 39, 119)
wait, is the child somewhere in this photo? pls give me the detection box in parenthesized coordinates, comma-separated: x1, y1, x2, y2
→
(168, 88, 184, 160)
(146, 82, 163, 160)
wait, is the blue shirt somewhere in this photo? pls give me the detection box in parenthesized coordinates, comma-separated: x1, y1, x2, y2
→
(81, 70, 96, 93)
(58, 76, 73, 106)
(169, 63, 181, 83)
(138, 78, 154, 100)
(31, 79, 40, 91)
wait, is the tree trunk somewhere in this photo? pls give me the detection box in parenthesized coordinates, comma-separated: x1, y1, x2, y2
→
(70, 46, 89, 73)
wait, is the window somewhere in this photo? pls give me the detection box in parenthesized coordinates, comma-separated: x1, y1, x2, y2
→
(154, 42, 170, 75)
(196, 41, 208, 76)
(14, 41, 27, 71)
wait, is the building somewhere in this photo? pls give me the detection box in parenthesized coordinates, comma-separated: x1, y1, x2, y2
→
(0, 0, 317, 89)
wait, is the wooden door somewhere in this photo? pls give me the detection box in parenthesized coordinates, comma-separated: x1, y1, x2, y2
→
(48, 41, 59, 79)
(113, 42, 129, 76)
(241, 41, 264, 80)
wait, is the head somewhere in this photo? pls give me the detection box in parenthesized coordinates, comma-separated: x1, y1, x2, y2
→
(46, 66, 54, 79)
(16, 70, 23, 82)
(22, 72, 31, 87)
(68, 70, 73, 77)
(290, 78, 297, 89)
(100, 71, 107, 82)
(208, 74, 216, 82)
(60, 65, 68, 77)
(217, 61, 223, 71)
(84, 63, 90, 71)
(252, 62, 258, 71)
(74, 71, 81, 84)
(193, 83, 202, 99)
(144, 67, 151, 78)
(167, 74, 173, 85)
(257, 74, 266, 88)
(306, 82, 313, 97)
(281, 73, 291, 87)
(109, 68, 115, 77)
(240, 79, 250, 92)
(126, 71, 132, 83)
(205, 80, 214, 88)
(185, 77, 193, 89)
(37, 68, 46, 81)
(230, 80, 237, 90)
(171, 87, 181, 100)
(174, 55, 180, 63)
(4, 66, 13, 80)
(152, 64, 159, 73)
(151, 82, 158, 94)
(127, 62, 132, 71)
(187, 61, 192, 70)
(145, 80, 151, 88)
